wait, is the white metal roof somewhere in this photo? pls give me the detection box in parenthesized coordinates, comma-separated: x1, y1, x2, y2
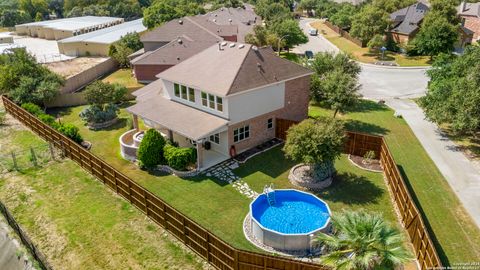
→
(0, 44, 26, 54)
(16, 16, 123, 31)
(58, 19, 146, 45)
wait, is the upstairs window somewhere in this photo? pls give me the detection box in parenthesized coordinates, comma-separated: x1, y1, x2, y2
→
(267, 118, 273, 129)
(208, 94, 215, 109)
(181, 85, 187, 100)
(174, 83, 180, 97)
(216, 97, 223, 112)
(201, 92, 208, 106)
(188, 87, 195, 102)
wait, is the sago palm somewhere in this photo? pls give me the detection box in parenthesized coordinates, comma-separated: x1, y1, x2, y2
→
(314, 211, 413, 270)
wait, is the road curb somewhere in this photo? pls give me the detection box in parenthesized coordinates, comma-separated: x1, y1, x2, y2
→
(358, 62, 430, 70)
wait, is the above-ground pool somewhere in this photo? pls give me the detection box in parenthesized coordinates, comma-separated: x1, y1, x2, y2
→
(249, 189, 331, 252)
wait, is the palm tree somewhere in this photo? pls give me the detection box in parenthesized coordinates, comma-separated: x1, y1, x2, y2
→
(314, 211, 413, 270)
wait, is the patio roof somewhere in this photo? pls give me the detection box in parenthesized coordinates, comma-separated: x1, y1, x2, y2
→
(127, 86, 229, 141)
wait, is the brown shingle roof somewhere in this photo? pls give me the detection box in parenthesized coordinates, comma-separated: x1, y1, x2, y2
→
(131, 36, 217, 65)
(140, 16, 233, 43)
(128, 85, 229, 140)
(157, 43, 313, 96)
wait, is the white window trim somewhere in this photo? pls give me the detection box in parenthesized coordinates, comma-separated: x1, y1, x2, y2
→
(209, 133, 220, 144)
(233, 125, 250, 143)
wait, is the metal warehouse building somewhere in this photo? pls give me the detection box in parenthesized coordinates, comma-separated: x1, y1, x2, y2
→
(15, 16, 124, 40)
(57, 19, 146, 57)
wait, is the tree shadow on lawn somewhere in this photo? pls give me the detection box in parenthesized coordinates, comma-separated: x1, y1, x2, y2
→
(147, 168, 231, 187)
(397, 165, 450, 266)
(234, 146, 295, 180)
(345, 119, 389, 136)
(345, 100, 390, 114)
(315, 172, 384, 205)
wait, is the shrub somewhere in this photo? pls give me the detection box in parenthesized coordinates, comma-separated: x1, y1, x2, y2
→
(58, 123, 83, 143)
(137, 129, 166, 168)
(363, 150, 376, 165)
(163, 144, 197, 171)
(38, 114, 59, 129)
(84, 81, 127, 106)
(79, 104, 118, 124)
(21, 103, 43, 116)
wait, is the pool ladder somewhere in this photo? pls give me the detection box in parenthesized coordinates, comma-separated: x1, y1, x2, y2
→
(264, 184, 276, 206)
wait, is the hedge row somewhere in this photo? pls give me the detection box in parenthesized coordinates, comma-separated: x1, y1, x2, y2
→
(21, 103, 83, 144)
(138, 129, 196, 171)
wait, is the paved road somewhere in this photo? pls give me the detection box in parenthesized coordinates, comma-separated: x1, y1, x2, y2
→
(292, 18, 339, 55)
(358, 64, 429, 99)
(387, 99, 480, 228)
(295, 18, 480, 228)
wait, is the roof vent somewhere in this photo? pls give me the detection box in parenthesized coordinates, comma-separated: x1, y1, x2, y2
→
(214, 14, 218, 17)
(177, 39, 183, 44)
(228, 18, 233, 22)
(221, 41, 227, 46)
(238, 44, 245, 49)
(178, 20, 183, 25)
(177, 57, 180, 60)
(229, 43, 235, 48)
(213, 19, 217, 22)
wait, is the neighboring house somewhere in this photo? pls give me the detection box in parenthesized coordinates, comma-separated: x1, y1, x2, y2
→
(124, 43, 312, 170)
(130, 5, 261, 83)
(389, 2, 429, 44)
(57, 19, 146, 56)
(458, 1, 480, 43)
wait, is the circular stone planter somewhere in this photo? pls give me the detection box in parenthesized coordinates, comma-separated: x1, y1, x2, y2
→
(288, 164, 333, 191)
(87, 117, 119, 130)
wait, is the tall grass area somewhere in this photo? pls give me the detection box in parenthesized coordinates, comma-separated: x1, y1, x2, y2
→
(310, 100, 480, 265)
(0, 110, 205, 269)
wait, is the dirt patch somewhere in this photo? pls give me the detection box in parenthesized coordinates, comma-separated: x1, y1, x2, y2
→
(348, 155, 382, 172)
(44, 57, 109, 78)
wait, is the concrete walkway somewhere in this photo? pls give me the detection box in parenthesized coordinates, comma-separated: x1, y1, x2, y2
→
(387, 99, 480, 228)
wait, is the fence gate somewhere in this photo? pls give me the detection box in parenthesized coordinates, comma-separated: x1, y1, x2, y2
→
(275, 118, 299, 140)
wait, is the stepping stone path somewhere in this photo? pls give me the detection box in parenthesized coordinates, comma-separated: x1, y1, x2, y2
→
(204, 159, 259, 199)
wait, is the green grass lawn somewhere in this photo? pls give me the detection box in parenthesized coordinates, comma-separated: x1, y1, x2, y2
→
(310, 21, 431, 67)
(102, 69, 144, 90)
(48, 104, 405, 256)
(310, 100, 480, 265)
(0, 112, 205, 270)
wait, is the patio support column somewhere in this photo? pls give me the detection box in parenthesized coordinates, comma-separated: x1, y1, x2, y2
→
(196, 140, 204, 171)
(132, 115, 139, 131)
(168, 130, 174, 141)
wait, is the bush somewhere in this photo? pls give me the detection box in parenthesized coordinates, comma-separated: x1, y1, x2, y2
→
(58, 123, 83, 143)
(137, 129, 166, 168)
(21, 103, 43, 116)
(79, 104, 118, 124)
(38, 114, 59, 129)
(84, 81, 127, 106)
(163, 144, 197, 171)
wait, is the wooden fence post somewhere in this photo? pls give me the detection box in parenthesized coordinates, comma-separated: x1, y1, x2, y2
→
(30, 147, 38, 167)
(49, 143, 55, 161)
(11, 152, 17, 171)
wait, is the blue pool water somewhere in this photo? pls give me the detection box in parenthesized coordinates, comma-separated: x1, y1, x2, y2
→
(251, 190, 330, 234)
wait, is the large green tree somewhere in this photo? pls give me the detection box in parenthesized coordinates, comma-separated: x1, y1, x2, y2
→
(350, 5, 389, 45)
(283, 118, 345, 179)
(329, 3, 356, 29)
(143, 0, 204, 29)
(412, 13, 458, 58)
(314, 211, 412, 270)
(311, 51, 361, 79)
(420, 46, 480, 136)
(108, 32, 143, 67)
(0, 49, 63, 106)
(269, 19, 308, 51)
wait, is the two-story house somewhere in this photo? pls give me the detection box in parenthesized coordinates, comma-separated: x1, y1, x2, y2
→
(123, 43, 312, 170)
(458, 1, 480, 43)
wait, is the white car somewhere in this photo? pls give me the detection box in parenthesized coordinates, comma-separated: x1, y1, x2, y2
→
(308, 28, 318, 36)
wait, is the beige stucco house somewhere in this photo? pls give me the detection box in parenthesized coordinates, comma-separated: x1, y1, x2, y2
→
(121, 43, 312, 171)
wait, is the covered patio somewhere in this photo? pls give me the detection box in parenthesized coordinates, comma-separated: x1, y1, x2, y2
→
(121, 85, 230, 171)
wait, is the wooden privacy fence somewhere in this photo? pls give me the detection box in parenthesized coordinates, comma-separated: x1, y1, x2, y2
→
(344, 132, 443, 269)
(2, 96, 442, 270)
(323, 21, 366, 47)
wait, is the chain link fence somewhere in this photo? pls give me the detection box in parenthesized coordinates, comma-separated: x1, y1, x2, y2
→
(0, 143, 63, 174)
